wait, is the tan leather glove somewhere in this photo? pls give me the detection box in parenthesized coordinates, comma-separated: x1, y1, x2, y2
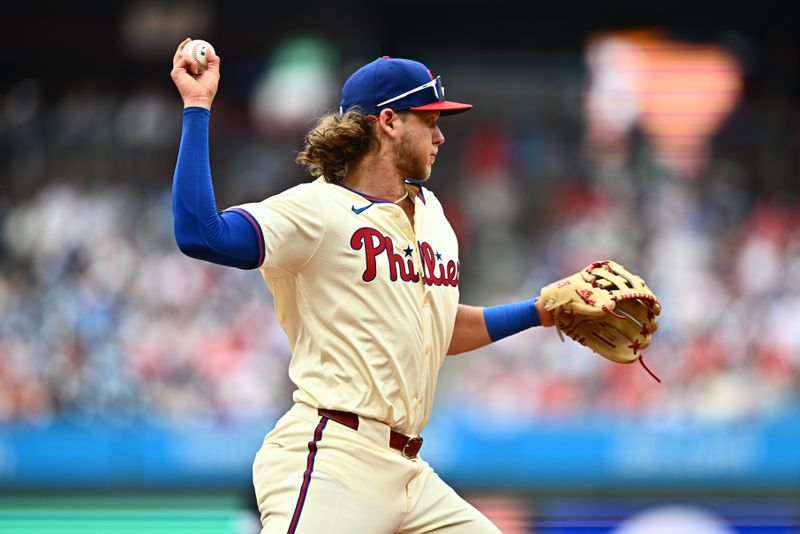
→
(540, 260, 662, 378)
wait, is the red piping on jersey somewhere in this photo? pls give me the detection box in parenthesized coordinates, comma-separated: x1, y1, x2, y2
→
(415, 185, 426, 204)
(287, 417, 329, 534)
(335, 181, 427, 205)
(227, 207, 265, 266)
(335, 182, 394, 204)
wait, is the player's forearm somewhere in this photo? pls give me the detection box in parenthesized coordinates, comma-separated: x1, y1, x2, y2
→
(446, 304, 492, 355)
(172, 107, 262, 269)
(447, 298, 551, 356)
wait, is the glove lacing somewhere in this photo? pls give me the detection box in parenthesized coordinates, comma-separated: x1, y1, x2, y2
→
(553, 308, 661, 383)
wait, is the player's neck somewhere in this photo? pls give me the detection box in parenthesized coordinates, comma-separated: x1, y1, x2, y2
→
(342, 159, 407, 202)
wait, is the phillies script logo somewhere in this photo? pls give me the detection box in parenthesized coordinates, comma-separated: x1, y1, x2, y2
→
(350, 227, 459, 287)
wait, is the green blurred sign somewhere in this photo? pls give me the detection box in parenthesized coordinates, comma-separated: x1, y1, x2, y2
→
(0, 495, 253, 534)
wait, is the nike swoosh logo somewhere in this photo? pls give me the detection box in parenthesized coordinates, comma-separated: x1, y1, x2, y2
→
(351, 204, 373, 215)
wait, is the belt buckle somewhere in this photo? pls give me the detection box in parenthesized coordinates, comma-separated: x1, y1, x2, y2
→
(402, 436, 423, 459)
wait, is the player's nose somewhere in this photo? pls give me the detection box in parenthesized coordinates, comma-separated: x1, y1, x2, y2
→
(433, 126, 444, 146)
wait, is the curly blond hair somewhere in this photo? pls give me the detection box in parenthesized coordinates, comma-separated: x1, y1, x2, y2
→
(296, 109, 377, 182)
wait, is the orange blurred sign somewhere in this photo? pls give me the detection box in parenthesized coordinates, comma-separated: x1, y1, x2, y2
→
(585, 30, 742, 177)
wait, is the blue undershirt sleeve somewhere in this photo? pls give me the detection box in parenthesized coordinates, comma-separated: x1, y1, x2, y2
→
(172, 107, 264, 269)
(483, 299, 541, 342)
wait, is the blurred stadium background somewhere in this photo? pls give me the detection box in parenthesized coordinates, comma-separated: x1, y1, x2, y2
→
(2, 1, 799, 532)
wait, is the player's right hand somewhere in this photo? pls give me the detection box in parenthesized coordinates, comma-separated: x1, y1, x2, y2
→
(170, 38, 220, 110)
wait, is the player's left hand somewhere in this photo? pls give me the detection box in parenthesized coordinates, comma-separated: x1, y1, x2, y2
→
(170, 38, 221, 110)
(534, 297, 554, 327)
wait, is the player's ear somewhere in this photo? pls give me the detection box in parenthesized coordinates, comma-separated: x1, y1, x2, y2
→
(376, 109, 401, 139)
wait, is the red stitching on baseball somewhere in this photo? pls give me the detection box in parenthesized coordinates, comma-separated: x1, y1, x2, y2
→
(190, 44, 207, 72)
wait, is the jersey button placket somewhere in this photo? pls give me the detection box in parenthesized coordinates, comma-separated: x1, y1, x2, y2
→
(411, 242, 424, 297)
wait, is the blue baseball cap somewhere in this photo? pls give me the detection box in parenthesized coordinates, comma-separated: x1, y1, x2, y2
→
(339, 56, 473, 116)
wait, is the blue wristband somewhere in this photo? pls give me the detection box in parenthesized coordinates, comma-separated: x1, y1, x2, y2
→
(483, 299, 541, 342)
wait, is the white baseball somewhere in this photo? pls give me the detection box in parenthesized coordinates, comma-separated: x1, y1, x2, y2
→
(184, 39, 215, 72)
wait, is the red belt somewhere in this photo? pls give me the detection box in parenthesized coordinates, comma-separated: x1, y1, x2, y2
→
(317, 409, 423, 459)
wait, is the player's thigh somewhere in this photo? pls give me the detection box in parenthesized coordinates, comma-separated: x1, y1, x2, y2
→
(259, 468, 397, 534)
(253, 415, 404, 534)
(398, 469, 501, 534)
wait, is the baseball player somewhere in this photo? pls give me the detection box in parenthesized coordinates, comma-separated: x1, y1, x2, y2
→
(170, 38, 556, 533)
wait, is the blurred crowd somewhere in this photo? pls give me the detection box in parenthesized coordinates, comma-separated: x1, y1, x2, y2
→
(1, 42, 799, 427)
(0, 184, 294, 424)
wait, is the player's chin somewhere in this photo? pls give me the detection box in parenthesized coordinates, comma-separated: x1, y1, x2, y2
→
(419, 164, 434, 181)
(405, 169, 431, 182)
(402, 160, 433, 182)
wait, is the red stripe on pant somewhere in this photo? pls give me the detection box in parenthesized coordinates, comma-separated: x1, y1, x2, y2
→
(287, 417, 329, 534)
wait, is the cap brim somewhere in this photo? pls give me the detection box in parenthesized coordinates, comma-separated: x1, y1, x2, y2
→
(408, 100, 473, 116)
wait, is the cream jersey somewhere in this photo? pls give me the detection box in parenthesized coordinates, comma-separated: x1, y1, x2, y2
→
(231, 177, 460, 435)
